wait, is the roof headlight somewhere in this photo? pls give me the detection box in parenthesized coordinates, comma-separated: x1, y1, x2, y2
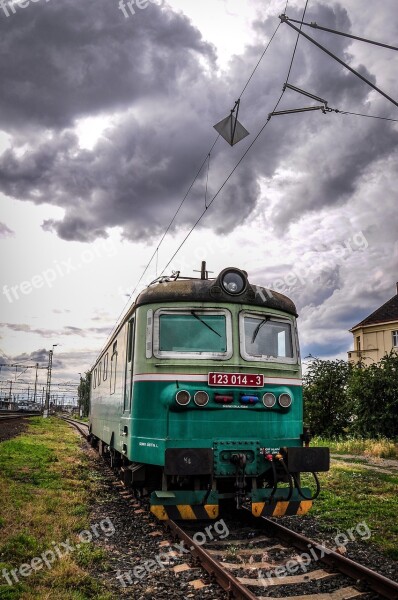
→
(220, 269, 247, 295)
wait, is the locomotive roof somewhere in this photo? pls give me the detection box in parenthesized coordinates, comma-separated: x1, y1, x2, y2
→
(135, 277, 298, 316)
(92, 268, 298, 368)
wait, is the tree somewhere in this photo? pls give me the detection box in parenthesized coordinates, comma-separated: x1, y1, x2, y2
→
(77, 371, 91, 417)
(303, 358, 353, 437)
(348, 352, 398, 438)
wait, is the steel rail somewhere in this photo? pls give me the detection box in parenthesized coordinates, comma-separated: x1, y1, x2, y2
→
(0, 413, 40, 420)
(243, 509, 398, 599)
(166, 519, 258, 600)
(61, 418, 398, 599)
(60, 417, 89, 438)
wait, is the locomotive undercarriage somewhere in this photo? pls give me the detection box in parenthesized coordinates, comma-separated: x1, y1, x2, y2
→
(89, 434, 329, 520)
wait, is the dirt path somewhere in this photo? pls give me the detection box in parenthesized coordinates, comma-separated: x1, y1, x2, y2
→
(0, 418, 29, 442)
(331, 453, 398, 476)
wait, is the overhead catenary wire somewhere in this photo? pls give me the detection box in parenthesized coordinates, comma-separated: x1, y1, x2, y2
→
(158, 94, 286, 277)
(280, 15, 398, 110)
(100, 134, 220, 349)
(93, 1, 396, 366)
(158, 0, 311, 276)
(284, 17, 398, 52)
(129, 134, 220, 299)
(98, 17, 285, 354)
(125, 22, 282, 305)
(336, 110, 398, 123)
(238, 21, 282, 98)
(204, 153, 211, 209)
(285, 0, 309, 84)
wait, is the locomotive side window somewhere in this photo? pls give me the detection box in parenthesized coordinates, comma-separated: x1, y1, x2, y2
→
(124, 318, 135, 412)
(110, 342, 118, 395)
(154, 309, 232, 359)
(240, 312, 296, 363)
(103, 353, 108, 381)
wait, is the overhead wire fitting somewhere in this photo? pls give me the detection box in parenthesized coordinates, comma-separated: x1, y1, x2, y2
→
(279, 13, 398, 110)
(283, 16, 398, 52)
(214, 21, 283, 147)
(269, 82, 331, 119)
(159, 0, 311, 277)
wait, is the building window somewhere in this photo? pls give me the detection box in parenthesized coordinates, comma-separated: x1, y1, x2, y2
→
(393, 331, 398, 347)
(356, 337, 361, 353)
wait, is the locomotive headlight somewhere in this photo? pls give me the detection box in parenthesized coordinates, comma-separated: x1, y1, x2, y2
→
(262, 392, 276, 408)
(220, 269, 247, 295)
(176, 390, 191, 406)
(194, 391, 209, 407)
(278, 393, 292, 408)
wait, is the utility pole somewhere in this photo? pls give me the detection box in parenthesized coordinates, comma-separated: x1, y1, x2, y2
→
(43, 345, 58, 418)
(33, 363, 38, 403)
(78, 373, 82, 417)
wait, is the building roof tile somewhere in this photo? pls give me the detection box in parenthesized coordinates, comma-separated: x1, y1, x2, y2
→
(351, 290, 398, 330)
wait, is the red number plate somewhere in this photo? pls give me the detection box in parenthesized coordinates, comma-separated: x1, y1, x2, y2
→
(208, 372, 264, 387)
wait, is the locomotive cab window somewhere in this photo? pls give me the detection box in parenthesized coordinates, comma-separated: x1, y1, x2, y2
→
(153, 309, 232, 359)
(240, 312, 296, 363)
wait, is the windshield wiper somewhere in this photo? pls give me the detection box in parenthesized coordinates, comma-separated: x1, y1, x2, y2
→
(191, 311, 221, 337)
(251, 317, 269, 343)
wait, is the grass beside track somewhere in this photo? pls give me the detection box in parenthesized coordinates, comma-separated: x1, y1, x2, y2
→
(313, 436, 398, 459)
(0, 417, 112, 600)
(301, 462, 398, 560)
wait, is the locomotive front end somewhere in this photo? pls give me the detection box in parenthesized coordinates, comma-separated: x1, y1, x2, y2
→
(135, 267, 330, 520)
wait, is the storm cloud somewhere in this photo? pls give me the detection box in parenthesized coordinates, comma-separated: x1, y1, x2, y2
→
(0, 1, 396, 245)
(0, 0, 397, 371)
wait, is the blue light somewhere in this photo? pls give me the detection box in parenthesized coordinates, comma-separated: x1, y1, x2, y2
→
(240, 395, 259, 405)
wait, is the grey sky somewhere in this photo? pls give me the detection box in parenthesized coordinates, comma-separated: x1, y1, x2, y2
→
(0, 0, 397, 397)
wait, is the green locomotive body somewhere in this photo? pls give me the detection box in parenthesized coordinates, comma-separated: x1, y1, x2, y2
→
(89, 267, 329, 519)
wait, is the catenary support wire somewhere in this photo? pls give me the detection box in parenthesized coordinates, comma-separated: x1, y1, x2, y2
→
(284, 17, 398, 52)
(280, 14, 398, 110)
(158, 0, 311, 276)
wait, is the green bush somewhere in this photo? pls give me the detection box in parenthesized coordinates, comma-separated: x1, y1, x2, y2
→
(304, 352, 398, 439)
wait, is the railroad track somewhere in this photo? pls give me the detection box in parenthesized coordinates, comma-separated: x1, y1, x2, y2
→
(63, 418, 398, 600)
(0, 411, 40, 421)
(169, 516, 398, 600)
(59, 416, 89, 438)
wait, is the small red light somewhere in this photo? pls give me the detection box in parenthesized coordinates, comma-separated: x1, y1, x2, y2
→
(214, 394, 234, 404)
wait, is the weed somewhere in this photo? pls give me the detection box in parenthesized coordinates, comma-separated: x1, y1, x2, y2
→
(313, 436, 398, 459)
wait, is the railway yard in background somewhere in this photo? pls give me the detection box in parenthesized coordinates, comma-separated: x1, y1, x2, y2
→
(0, 416, 397, 600)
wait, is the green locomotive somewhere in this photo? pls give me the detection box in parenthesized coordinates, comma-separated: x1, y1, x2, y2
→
(89, 265, 329, 520)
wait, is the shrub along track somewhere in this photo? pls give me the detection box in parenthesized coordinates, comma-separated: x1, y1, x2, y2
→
(63, 417, 398, 600)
